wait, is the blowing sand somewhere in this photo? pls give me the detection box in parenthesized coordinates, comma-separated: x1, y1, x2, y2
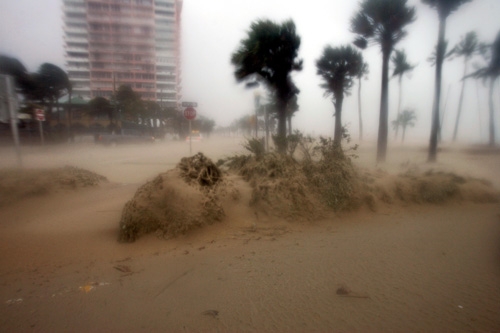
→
(0, 137, 499, 332)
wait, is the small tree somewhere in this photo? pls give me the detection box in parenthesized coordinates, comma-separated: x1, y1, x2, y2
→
(316, 45, 363, 146)
(391, 49, 416, 139)
(392, 108, 416, 142)
(88, 96, 114, 125)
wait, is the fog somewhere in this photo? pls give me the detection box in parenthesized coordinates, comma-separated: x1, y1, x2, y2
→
(1, 0, 499, 143)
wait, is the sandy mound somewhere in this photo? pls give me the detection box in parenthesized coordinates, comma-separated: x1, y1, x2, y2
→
(118, 153, 239, 242)
(360, 169, 499, 208)
(0, 166, 107, 206)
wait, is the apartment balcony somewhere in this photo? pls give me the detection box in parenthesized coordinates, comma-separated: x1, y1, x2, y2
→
(64, 26, 87, 34)
(63, 0, 85, 4)
(66, 56, 89, 63)
(64, 6, 86, 15)
(64, 36, 88, 44)
(65, 46, 89, 53)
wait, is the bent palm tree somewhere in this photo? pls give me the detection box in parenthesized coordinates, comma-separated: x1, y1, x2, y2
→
(356, 61, 369, 141)
(451, 31, 479, 141)
(468, 31, 500, 146)
(316, 45, 363, 146)
(231, 19, 303, 153)
(422, 0, 473, 161)
(391, 49, 416, 139)
(351, 0, 416, 162)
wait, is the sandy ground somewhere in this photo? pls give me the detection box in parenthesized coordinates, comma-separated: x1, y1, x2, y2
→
(0, 137, 499, 332)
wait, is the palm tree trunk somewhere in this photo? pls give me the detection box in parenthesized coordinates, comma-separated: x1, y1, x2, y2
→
(402, 125, 406, 143)
(277, 101, 287, 153)
(395, 75, 402, 139)
(334, 92, 344, 146)
(476, 80, 483, 141)
(488, 77, 496, 146)
(452, 59, 468, 142)
(377, 48, 391, 163)
(287, 114, 292, 136)
(358, 77, 363, 141)
(428, 17, 447, 162)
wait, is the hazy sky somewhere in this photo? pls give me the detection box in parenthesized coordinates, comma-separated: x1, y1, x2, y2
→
(1, 0, 499, 143)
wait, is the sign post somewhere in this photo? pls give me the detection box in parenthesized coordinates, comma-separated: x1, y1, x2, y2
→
(183, 106, 197, 156)
(35, 109, 45, 145)
(0, 75, 22, 167)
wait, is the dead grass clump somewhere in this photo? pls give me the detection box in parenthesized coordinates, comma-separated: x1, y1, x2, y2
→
(302, 138, 359, 211)
(118, 154, 237, 242)
(226, 152, 326, 221)
(178, 152, 222, 186)
(0, 166, 107, 206)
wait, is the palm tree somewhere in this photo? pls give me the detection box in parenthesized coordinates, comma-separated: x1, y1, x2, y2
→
(316, 45, 363, 146)
(468, 31, 500, 146)
(356, 61, 369, 141)
(451, 31, 479, 141)
(231, 19, 303, 153)
(391, 49, 416, 139)
(351, 0, 416, 162)
(422, 0, 473, 162)
(392, 108, 417, 142)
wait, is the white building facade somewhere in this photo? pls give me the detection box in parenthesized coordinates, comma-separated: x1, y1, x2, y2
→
(63, 0, 182, 107)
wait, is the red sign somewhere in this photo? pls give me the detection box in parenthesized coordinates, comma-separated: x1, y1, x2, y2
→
(183, 106, 196, 120)
(35, 109, 45, 121)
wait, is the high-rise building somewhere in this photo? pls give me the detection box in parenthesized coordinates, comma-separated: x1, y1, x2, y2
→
(63, 0, 182, 107)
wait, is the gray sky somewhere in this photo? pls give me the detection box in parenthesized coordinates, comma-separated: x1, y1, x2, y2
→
(1, 0, 499, 143)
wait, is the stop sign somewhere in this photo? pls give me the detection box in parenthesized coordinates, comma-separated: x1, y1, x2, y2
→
(35, 109, 45, 121)
(184, 106, 196, 120)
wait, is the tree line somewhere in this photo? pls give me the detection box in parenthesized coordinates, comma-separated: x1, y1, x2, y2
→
(0, 56, 215, 141)
(231, 0, 500, 162)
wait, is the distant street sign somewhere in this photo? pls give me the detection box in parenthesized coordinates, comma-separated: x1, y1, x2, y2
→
(183, 106, 197, 120)
(35, 109, 45, 121)
(181, 102, 197, 107)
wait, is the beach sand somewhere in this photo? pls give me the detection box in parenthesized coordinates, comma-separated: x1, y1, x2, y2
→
(0, 137, 499, 332)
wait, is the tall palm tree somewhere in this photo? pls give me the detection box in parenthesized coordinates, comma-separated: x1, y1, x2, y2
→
(392, 108, 417, 142)
(422, 0, 473, 161)
(468, 31, 500, 146)
(391, 49, 416, 139)
(451, 31, 479, 141)
(316, 45, 363, 146)
(231, 19, 303, 153)
(356, 61, 369, 141)
(351, 0, 416, 162)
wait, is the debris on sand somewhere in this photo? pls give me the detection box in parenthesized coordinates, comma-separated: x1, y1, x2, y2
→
(118, 153, 238, 242)
(0, 166, 107, 206)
